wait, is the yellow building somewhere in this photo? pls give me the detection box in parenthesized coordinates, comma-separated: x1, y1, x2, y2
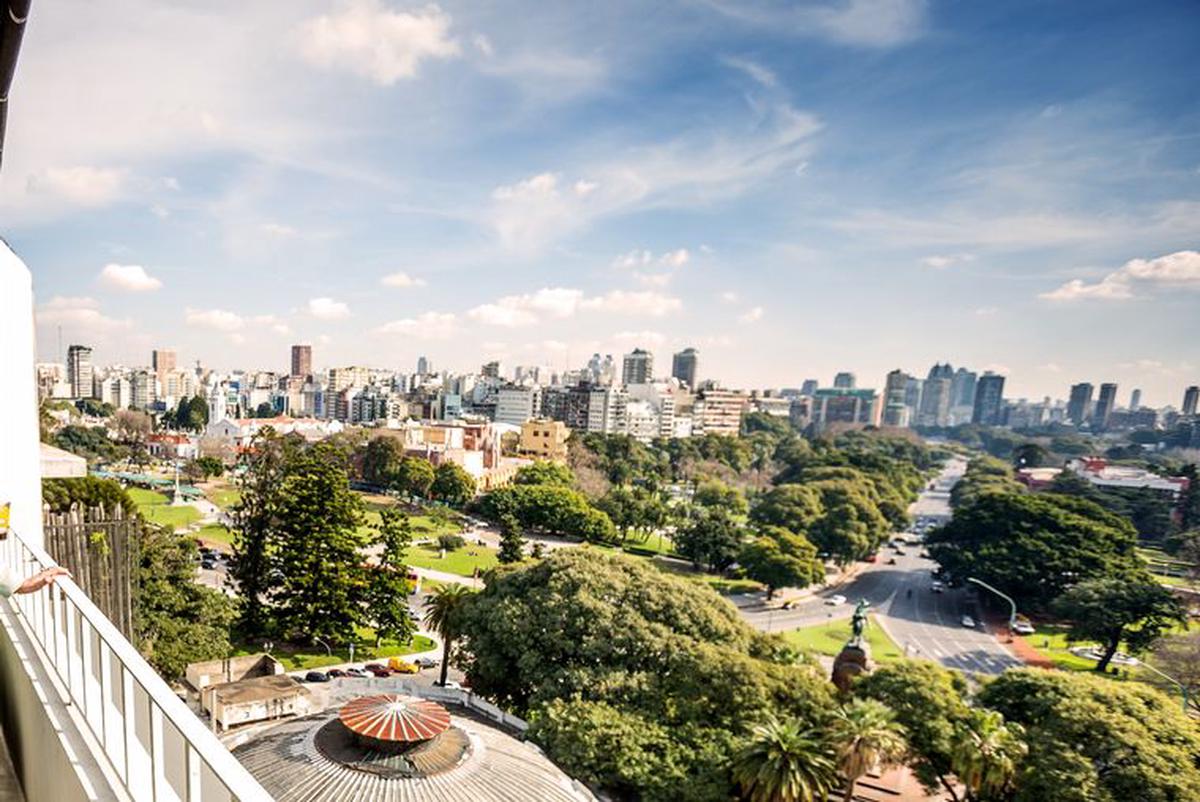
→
(519, 419, 570, 463)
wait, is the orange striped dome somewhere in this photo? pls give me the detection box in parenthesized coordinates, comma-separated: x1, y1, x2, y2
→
(338, 695, 452, 743)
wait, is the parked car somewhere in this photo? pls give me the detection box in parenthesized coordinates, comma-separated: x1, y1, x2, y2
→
(200, 557, 217, 570)
(825, 594, 847, 606)
(1012, 620, 1035, 635)
(413, 657, 439, 669)
(327, 669, 348, 678)
(931, 580, 945, 593)
(388, 657, 420, 674)
(304, 671, 330, 683)
(365, 665, 390, 678)
(433, 680, 463, 690)
(960, 615, 976, 629)
(345, 668, 369, 678)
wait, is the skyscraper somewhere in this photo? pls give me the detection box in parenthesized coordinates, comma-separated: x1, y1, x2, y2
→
(622, 349, 653, 385)
(882, 369, 911, 427)
(67, 345, 94, 399)
(1130, 388, 1142, 410)
(152, 348, 176, 382)
(1094, 383, 1118, 430)
(671, 347, 698, 389)
(833, 372, 856, 389)
(290, 344, 312, 378)
(800, 379, 819, 396)
(1183, 386, 1200, 417)
(1067, 383, 1094, 426)
(417, 356, 432, 376)
(972, 372, 1006, 426)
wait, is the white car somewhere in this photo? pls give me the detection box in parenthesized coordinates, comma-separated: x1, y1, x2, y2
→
(434, 680, 463, 690)
(960, 615, 976, 628)
(825, 594, 847, 606)
(1012, 621, 1035, 635)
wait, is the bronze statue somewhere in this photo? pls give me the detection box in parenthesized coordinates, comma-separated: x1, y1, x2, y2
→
(849, 599, 869, 644)
(832, 600, 873, 691)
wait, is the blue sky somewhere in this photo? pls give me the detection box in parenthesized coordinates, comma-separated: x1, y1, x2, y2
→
(4, 0, 1199, 404)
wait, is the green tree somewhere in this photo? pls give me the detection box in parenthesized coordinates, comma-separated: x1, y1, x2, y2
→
(927, 492, 1143, 608)
(423, 583, 475, 687)
(1011, 443, 1050, 469)
(193, 455, 224, 478)
(253, 401, 275, 418)
(395, 456, 436, 498)
(135, 526, 236, 681)
(978, 669, 1200, 802)
(949, 709, 1027, 802)
(497, 512, 526, 564)
(43, 476, 138, 516)
(731, 716, 837, 802)
(854, 661, 973, 800)
(479, 483, 617, 543)
(270, 443, 367, 643)
(829, 699, 908, 802)
(739, 527, 824, 599)
(751, 484, 825, 534)
(366, 508, 416, 648)
(185, 395, 209, 432)
(230, 428, 300, 635)
(1052, 577, 1185, 672)
(360, 435, 403, 486)
(806, 479, 890, 565)
(694, 480, 749, 516)
(430, 462, 476, 506)
(514, 460, 576, 487)
(675, 507, 746, 571)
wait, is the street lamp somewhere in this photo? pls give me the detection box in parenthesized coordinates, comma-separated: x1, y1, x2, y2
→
(1133, 658, 1190, 713)
(966, 576, 1018, 630)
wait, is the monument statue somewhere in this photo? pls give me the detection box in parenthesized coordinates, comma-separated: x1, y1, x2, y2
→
(831, 599, 873, 692)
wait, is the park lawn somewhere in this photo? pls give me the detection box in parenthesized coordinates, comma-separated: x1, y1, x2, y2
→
(649, 557, 766, 595)
(404, 543, 498, 577)
(784, 615, 904, 664)
(233, 631, 437, 671)
(205, 484, 241, 510)
(355, 505, 464, 541)
(1019, 625, 1102, 672)
(128, 487, 202, 531)
(195, 523, 234, 549)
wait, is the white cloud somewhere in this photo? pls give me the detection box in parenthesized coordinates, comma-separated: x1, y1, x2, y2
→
(26, 166, 125, 206)
(467, 287, 584, 327)
(98, 263, 162, 292)
(611, 330, 668, 347)
(36, 296, 134, 333)
(739, 306, 765, 323)
(633, 272, 673, 288)
(472, 33, 493, 57)
(581, 290, 682, 317)
(660, 248, 690, 268)
(260, 222, 299, 237)
(250, 314, 291, 335)
(614, 248, 690, 286)
(298, 0, 461, 86)
(376, 311, 458, 339)
(381, 271, 428, 288)
(573, 180, 598, 197)
(704, 0, 927, 48)
(1039, 250, 1200, 302)
(720, 55, 777, 86)
(974, 306, 998, 316)
(720, 291, 740, 304)
(186, 308, 244, 332)
(308, 297, 351, 320)
(922, 253, 975, 269)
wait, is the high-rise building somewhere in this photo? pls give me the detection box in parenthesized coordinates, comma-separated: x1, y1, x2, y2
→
(622, 349, 654, 385)
(1130, 388, 1142, 410)
(152, 348, 176, 382)
(950, 368, 977, 408)
(481, 360, 501, 379)
(671, 347, 699, 389)
(882, 369, 911, 427)
(800, 379, 819, 396)
(66, 345, 94, 399)
(811, 388, 878, 429)
(1067, 383, 1094, 426)
(417, 356, 432, 376)
(290, 344, 312, 378)
(972, 372, 1006, 426)
(1094, 383, 1118, 430)
(1183, 386, 1199, 417)
(833, 372, 856, 389)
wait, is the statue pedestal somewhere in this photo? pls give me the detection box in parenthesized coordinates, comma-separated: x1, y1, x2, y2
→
(831, 641, 873, 692)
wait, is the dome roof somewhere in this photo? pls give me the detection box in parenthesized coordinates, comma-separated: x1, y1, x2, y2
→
(338, 695, 451, 743)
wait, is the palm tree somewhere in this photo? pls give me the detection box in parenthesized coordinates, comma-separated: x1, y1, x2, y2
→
(950, 710, 1027, 801)
(731, 716, 838, 802)
(830, 698, 907, 802)
(422, 583, 475, 687)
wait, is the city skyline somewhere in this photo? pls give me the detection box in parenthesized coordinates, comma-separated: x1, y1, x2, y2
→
(4, 0, 1199, 402)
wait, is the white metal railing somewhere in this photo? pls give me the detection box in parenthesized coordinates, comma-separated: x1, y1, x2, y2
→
(1, 527, 271, 801)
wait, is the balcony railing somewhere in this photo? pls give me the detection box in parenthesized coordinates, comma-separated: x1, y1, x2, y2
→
(1, 526, 270, 801)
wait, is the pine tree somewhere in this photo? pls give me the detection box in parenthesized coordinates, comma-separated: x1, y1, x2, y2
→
(497, 511, 526, 564)
(368, 508, 416, 648)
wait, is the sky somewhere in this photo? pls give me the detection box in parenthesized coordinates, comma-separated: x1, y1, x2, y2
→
(3, 0, 1199, 406)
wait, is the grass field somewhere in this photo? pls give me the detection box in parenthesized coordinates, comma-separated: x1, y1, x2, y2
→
(355, 502, 464, 542)
(233, 631, 437, 671)
(195, 523, 234, 548)
(650, 557, 765, 595)
(404, 543, 498, 577)
(1019, 624, 1104, 672)
(784, 615, 904, 664)
(128, 487, 202, 531)
(205, 484, 241, 510)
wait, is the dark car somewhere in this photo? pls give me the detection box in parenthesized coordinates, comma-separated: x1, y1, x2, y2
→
(364, 663, 390, 678)
(327, 669, 348, 678)
(304, 671, 330, 683)
(200, 558, 217, 570)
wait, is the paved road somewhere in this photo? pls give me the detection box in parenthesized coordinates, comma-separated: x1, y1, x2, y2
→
(740, 456, 1023, 675)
